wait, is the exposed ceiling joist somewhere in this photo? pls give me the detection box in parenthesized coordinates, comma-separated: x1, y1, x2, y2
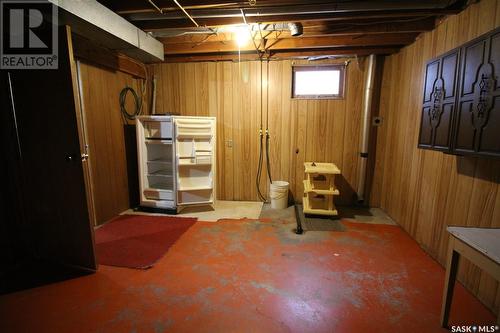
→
(106, 0, 464, 16)
(133, 9, 460, 30)
(164, 46, 401, 62)
(163, 33, 418, 55)
(94, 0, 470, 62)
(158, 18, 435, 43)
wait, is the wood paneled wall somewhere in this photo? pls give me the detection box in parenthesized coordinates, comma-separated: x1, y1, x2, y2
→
(150, 59, 368, 204)
(78, 61, 145, 225)
(370, 0, 500, 313)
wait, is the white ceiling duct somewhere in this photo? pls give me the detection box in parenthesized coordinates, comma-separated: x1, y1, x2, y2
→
(288, 23, 303, 37)
(49, 0, 164, 62)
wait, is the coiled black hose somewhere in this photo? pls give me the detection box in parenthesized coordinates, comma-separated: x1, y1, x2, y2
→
(119, 86, 142, 121)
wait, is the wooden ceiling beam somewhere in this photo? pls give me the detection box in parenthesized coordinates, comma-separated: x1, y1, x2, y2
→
(163, 33, 417, 54)
(72, 33, 147, 79)
(305, 17, 436, 35)
(159, 18, 435, 44)
(104, 0, 347, 14)
(108, 0, 461, 14)
(163, 46, 401, 62)
(134, 9, 459, 30)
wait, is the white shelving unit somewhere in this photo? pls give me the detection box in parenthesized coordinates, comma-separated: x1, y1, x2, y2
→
(303, 162, 341, 216)
(174, 117, 216, 211)
(136, 115, 216, 212)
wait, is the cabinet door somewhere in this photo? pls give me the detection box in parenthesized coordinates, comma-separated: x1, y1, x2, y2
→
(454, 28, 500, 157)
(0, 27, 96, 271)
(418, 49, 460, 151)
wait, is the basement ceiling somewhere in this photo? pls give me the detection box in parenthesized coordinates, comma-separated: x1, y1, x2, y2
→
(97, 0, 470, 62)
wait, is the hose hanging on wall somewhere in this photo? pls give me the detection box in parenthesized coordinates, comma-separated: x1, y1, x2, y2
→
(265, 59, 273, 184)
(256, 59, 267, 202)
(253, 23, 273, 202)
(119, 85, 143, 123)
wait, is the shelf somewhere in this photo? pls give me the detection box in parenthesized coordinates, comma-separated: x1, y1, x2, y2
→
(176, 133, 212, 139)
(149, 183, 173, 191)
(177, 186, 213, 191)
(148, 174, 174, 190)
(178, 162, 211, 166)
(177, 200, 213, 206)
(175, 121, 212, 128)
(145, 139, 172, 145)
(304, 162, 341, 175)
(177, 155, 212, 166)
(178, 160, 212, 166)
(303, 200, 338, 216)
(147, 158, 172, 164)
(177, 187, 213, 206)
(144, 188, 174, 201)
(147, 170, 172, 177)
(303, 180, 339, 195)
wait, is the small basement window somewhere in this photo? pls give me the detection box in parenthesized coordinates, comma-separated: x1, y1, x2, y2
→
(292, 65, 345, 99)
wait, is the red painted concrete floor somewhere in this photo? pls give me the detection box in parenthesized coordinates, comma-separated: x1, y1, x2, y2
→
(0, 218, 495, 333)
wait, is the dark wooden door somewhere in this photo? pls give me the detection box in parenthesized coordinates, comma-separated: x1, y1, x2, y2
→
(454, 28, 500, 157)
(418, 49, 460, 151)
(1, 27, 96, 271)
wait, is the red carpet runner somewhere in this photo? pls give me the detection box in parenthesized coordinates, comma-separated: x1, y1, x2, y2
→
(95, 214, 197, 269)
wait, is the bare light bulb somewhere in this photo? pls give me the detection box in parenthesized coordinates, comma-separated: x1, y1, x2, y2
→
(234, 26, 250, 47)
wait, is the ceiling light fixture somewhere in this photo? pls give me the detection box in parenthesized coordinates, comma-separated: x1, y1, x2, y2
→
(234, 26, 250, 47)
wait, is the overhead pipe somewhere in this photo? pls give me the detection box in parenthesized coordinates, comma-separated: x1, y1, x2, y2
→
(172, 0, 200, 27)
(124, 1, 457, 21)
(148, 0, 164, 14)
(151, 22, 304, 38)
(356, 54, 376, 204)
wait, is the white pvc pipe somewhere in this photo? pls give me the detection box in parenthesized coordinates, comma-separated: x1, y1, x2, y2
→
(356, 54, 376, 203)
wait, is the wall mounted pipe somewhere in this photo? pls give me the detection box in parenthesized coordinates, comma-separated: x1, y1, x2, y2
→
(356, 54, 376, 203)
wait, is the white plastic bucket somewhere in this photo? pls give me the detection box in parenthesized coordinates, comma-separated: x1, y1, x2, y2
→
(270, 181, 289, 209)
